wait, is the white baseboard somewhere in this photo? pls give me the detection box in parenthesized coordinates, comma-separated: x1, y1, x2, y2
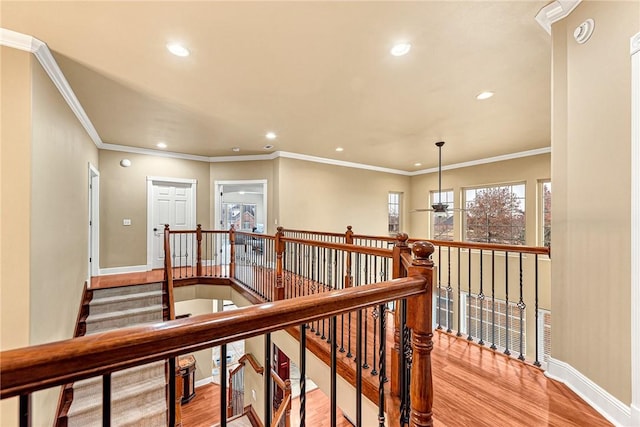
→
(195, 376, 213, 388)
(546, 357, 631, 426)
(99, 265, 148, 276)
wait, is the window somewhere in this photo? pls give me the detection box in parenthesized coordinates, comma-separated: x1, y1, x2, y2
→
(223, 203, 256, 230)
(434, 286, 454, 330)
(460, 293, 526, 355)
(464, 183, 526, 245)
(430, 190, 454, 241)
(541, 181, 551, 247)
(388, 192, 402, 234)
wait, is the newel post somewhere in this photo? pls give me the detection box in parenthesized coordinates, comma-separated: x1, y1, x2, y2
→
(229, 225, 236, 278)
(275, 226, 285, 301)
(407, 241, 435, 427)
(344, 225, 354, 288)
(196, 224, 202, 277)
(391, 233, 411, 397)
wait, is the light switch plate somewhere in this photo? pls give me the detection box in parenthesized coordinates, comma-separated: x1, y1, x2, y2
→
(123, 219, 131, 226)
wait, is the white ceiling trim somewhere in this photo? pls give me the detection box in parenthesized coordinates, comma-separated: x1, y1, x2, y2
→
(101, 143, 211, 162)
(535, 0, 582, 34)
(411, 147, 551, 176)
(2, 27, 551, 177)
(0, 28, 104, 149)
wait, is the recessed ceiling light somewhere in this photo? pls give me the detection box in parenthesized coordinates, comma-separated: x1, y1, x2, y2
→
(263, 144, 274, 150)
(232, 147, 241, 152)
(476, 91, 494, 100)
(335, 147, 344, 152)
(414, 162, 422, 167)
(157, 142, 167, 149)
(390, 43, 411, 56)
(166, 43, 190, 57)
(265, 132, 277, 140)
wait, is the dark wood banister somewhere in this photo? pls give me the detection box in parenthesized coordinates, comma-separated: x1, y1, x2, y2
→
(0, 276, 427, 400)
(281, 236, 393, 258)
(229, 353, 264, 378)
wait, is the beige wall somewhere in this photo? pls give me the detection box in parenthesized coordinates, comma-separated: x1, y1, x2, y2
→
(277, 158, 411, 235)
(551, 2, 637, 405)
(0, 46, 100, 426)
(99, 151, 210, 268)
(0, 46, 33, 427)
(175, 299, 215, 382)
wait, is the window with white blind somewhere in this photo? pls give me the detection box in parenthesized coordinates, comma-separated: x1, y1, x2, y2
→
(430, 190, 454, 241)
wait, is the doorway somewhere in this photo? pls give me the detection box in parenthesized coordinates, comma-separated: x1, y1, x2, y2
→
(146, 177, 197, 270)
(215, 180, 267, 232)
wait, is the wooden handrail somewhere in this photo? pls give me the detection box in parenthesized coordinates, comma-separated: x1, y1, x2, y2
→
(282, 236, 393, 258)
(281, 228, 346, 238)
(418, 238, 551, 255)
(271, 391, 291, 427)
(0, 276, 427, 399)
(229, 353, 264, 377)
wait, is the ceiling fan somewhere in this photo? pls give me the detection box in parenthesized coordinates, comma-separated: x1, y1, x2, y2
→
(412, 141, 463, 215)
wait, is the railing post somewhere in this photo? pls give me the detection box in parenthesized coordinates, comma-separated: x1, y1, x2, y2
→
(344, 225, 354, 288)
(391, 233, 410, 397)
(275, 226, 285, 301)
(407, 241, 435, 427)
(196, 224, 202, 277)
(229, 225, 236, 279)
(164, 224, 175, 320)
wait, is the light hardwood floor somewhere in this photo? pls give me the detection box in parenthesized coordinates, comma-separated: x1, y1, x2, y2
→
(181, 330, 611, 427)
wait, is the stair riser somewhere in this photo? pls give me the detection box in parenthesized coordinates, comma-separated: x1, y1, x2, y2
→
(72, 363, 165, 395)
(68, 380, 166, 418)
(91, 283, 162, 299)
(85, 312, 163, 334)
(89, 295, 163, 315)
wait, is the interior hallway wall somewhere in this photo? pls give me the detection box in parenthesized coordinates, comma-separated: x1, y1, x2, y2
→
(99, 151, 210, 269)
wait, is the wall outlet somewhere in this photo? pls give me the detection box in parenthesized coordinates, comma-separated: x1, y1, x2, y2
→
(252, 389, 257, 401)
(122, 218, 131, 226)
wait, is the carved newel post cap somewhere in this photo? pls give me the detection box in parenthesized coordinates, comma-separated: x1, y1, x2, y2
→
(412, 241, 434, 265)
(277, 226, 284, 233)
(396, 232, 409, 246)
(346, 225, 353, 232)
(164, 224, 170, 230)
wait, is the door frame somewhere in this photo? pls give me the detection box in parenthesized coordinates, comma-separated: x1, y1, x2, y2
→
(146, 176, 197, 271)
(88, 163, 100, 282)
(214, 179, 268, 231)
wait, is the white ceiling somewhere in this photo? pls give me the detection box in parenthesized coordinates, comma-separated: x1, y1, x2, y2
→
(1, 1, 552, 172)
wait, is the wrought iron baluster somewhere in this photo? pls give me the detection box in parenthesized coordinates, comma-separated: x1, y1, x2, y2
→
(446, 245, 452, 333)
(331, 316, 337, 427)
(19, 394, 30, 427)
(456, 247, 462, 337)
(356, 309, 363, 426)
(504, 251, 511, 356)
(467, 250, 473, 341)
(534, 254, 542, 367)
(437, 245, 442, 330)
(300, 323, 307, 426)
(517, 252, 526, 361)
(478, 249, 485, 346)
(378, 303, 387, 427)
(103, 373, 111, 427)
(490, 250, 497, 350)
(371, 308, 378, 376)
(221, 345, 227, 427)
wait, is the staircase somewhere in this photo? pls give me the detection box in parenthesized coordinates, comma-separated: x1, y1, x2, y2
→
(59, 282, 168, 427)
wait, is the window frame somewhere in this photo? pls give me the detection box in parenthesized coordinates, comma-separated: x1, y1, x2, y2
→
(430, 189, 455, 241)
(388, 192, 402, 235)
(463, 182, 527, 245)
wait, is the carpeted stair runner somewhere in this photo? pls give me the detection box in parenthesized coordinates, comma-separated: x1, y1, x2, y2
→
(66, 282, 167, 427)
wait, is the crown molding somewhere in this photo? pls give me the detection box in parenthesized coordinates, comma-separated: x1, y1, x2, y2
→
(275, 151, 412, 176)
(101, 143, 211, 162)
(410, 147, 551, 176)
(0, 27, 104, 149)
(535, 0, 582, 34)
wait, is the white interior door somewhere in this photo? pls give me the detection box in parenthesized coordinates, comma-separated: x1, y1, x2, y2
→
(148, 178, 196, 270)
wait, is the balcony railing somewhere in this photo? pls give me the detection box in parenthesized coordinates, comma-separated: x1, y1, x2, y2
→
(0, 240, 435, 427)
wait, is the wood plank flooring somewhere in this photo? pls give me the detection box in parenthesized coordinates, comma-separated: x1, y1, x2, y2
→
(181, 330, 611, 427)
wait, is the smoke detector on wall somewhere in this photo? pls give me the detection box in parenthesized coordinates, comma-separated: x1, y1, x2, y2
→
(574, 19, 595, 44)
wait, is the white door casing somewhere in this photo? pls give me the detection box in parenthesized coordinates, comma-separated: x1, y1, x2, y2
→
(88, 163, 100, 282)
(147, 177, 196, 270)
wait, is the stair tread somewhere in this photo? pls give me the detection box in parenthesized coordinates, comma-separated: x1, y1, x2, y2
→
(68, 374, 166, 415)
(73, 361, 165, 389)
